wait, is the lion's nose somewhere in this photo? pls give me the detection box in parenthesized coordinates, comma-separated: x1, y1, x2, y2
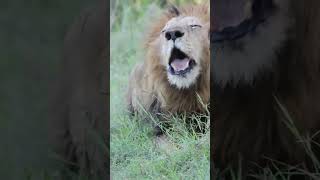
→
(165, 30, 184, 41)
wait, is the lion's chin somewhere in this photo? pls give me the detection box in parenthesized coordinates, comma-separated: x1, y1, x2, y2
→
(167, 65, 200, 89)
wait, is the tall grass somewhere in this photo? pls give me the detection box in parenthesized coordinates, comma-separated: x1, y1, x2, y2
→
(110, 1, 320, 179)
(110, 0, 210, 179)
(212, 96, 320, 180)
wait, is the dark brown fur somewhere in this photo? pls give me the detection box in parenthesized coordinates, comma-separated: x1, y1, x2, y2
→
(212, 0, 320, 178)
(49, 1, 108, 178)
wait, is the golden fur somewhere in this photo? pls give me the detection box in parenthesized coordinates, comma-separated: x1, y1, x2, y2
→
(127, 3, 210, 115)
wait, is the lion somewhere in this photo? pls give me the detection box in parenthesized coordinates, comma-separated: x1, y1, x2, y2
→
(211, 0, 320, 178)
(48, 1, 108, 179)
(126, 3, 210, 134)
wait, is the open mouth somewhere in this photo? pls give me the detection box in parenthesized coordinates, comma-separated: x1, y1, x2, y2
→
(168, 47, 196, 76)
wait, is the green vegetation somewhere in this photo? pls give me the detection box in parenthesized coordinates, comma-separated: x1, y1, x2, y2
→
(110, 1, 320, 179)
(110, 0, 210, 179)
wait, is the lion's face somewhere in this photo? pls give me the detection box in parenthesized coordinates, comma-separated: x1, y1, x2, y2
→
(159, 15, 209, 89)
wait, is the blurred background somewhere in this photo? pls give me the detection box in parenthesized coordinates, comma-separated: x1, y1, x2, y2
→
(0, 0, 99, 179)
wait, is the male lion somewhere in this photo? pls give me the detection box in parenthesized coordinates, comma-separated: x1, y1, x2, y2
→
(126, 3, 210, 133)
(49, 1, 108, 179)
(211, 0, 320, 178)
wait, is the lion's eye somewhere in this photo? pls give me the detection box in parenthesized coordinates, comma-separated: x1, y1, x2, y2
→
(190, 24, 202, 29)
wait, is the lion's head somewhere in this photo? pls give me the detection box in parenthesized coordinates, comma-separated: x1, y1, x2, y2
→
(146, 4, 210, 90)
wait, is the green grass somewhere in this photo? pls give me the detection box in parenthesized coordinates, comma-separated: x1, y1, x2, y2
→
(110, 0, 210, 179)
(110, 1, 320, 179)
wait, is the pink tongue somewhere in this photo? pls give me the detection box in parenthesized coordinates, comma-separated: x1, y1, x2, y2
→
(170, 58, 190, 71)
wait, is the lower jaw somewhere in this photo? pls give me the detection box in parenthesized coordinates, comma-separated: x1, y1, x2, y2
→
(168, 67, 193, 76)
(168, 71, 190, 78)
(167, 75, 197, 89)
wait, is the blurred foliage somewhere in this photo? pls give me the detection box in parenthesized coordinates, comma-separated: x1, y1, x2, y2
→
(110, 0, 208, 31)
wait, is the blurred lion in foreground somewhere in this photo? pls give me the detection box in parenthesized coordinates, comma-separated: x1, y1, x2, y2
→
(49, 1, 108, 179)
(126, 3, 210, 134)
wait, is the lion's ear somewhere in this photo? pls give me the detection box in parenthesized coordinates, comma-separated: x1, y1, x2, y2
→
(168, 5, 180, 16)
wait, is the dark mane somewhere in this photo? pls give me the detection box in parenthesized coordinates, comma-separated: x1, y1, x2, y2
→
(212, 0, 320, 178)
